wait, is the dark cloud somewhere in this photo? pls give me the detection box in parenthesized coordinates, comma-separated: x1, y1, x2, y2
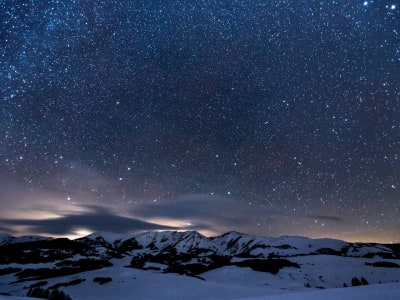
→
(132, 193, 277, 229)
(1, 205, 176, 236)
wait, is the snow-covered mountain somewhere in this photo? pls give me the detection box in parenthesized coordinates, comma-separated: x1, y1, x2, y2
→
(134, 230, 221, 254)
(1, 230, 396, 260)
(0, 231, 399, 299)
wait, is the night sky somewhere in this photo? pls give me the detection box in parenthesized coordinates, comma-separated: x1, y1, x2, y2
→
(1, 0, 399, 242)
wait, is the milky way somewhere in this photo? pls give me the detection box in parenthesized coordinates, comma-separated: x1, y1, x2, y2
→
(1, 1, 399, 242)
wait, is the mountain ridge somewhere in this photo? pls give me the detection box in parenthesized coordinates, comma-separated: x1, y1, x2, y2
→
(1, 230, 398, 262)
(1, 230, 400, 299)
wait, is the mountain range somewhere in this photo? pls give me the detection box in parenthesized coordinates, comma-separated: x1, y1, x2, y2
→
(0, 231, 399, 299)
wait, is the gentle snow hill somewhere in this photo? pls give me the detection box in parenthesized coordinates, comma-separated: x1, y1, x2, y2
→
(242, 283, 400, 300)
(210, 232, 349, 257)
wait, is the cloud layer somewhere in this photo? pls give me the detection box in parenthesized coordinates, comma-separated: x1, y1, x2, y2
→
(2, 205, 176, 236)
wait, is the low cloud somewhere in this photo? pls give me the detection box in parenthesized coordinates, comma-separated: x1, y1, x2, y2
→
(131, 193, 276, 234)
(2, 205, 176, 236)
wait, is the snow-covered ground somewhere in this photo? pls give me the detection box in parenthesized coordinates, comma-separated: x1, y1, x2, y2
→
(245, 283, 400, 300)
(2, 255, 398, 300)
(64, 257, 400, 299)
(1, 282, 399, 300)
(0, 231, 399, 299)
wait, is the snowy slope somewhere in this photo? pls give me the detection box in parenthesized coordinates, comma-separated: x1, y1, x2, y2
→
(210, 232, 393, 258)
(1, 283, 400, 300)
(0, 231, 399, 299)
(134, 230, 221, 253)
(241, 283, 400, 300)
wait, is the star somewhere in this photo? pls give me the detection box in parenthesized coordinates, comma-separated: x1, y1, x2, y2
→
(0, 0, 398, 243)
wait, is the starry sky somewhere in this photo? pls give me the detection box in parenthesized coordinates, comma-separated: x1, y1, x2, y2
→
(1, 0, 399, 243)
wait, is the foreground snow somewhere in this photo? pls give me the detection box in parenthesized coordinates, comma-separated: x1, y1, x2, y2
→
(244, 283, 400, 299)
(3, 256, 396, 300)
(1, 283, 399, 300)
